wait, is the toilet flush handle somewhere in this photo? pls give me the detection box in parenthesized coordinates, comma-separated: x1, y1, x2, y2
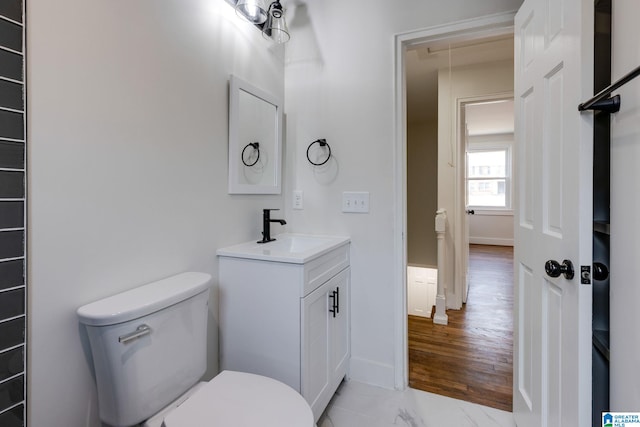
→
(118, 324, 151, 344)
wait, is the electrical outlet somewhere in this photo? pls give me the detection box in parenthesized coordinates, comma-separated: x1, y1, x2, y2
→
(342, 191, 369, 213)
(293, 190, 303, 210)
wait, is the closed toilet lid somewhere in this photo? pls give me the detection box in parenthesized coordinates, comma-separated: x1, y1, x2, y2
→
(163, 371, 314, 427)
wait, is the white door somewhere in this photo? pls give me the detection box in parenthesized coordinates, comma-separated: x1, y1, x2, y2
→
(513, 0, 593, 425)
(463, 121, 471, 304)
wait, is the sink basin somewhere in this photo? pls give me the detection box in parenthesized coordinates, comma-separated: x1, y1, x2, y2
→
(252, 235, 330, 253)
(217, 233, 350, 264)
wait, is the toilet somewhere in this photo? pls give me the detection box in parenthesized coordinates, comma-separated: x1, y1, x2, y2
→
(77, 272, 314, 427)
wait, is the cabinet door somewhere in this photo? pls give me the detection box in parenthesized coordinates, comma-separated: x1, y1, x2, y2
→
(330, 268, 350, 388)
(301, 267, 351, 421)
(301, 278, 332, 415)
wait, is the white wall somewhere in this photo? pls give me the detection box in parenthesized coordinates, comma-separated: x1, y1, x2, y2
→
(284, 1, 522, 387)
(438, 59, 514, 307)
(469, 211, 514, 246)
(407, 120, 438, 267)
(610, 0, 640, 410)
(27, 1, 284, 426)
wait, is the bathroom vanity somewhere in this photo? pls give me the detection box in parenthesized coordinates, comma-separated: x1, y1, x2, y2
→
(217, 234, 350, 421)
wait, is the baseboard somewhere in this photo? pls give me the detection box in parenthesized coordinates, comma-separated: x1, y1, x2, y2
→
(348, 357, 395, 389)
(469, 237, 513, 246)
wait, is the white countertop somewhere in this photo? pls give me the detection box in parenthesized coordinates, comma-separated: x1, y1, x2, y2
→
(216, 233, 350, 264)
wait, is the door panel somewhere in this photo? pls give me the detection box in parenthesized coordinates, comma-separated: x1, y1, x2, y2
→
(517, 263, 536, 411)
(330, 269, 350, 386)
(519, 88, 535, 228)
(545, 280, 563, 426)
(545, 0, 563, 44)
(302, 280, 330, 410)
(521, 10, 536, 70)
(542, 65, 564, 237)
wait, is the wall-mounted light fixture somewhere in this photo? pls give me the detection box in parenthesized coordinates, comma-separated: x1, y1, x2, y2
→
(234, 0, 290, 44)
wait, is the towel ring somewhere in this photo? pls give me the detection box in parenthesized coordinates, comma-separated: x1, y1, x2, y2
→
(241, 142, 260, 167)
(306, 139, 331, 166)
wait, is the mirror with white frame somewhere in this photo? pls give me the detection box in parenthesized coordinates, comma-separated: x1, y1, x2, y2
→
(228, 75, 282, 194)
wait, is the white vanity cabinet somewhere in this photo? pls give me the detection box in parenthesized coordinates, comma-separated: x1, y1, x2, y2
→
(301, 267, 350, 419)
(217, 235, 350, 421)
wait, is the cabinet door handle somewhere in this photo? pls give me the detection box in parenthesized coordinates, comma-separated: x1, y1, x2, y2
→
(335, 287, 340, 314)
(329, 291, 336, 317)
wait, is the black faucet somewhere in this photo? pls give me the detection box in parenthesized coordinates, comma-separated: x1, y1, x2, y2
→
(258, 209, 286, 243)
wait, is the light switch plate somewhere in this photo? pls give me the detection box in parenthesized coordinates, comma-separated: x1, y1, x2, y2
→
(342, 191, 369, 213)
(293, 190, 303, 210)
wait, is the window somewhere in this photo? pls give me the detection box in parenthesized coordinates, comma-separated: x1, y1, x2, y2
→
(466, 147, 511, 209)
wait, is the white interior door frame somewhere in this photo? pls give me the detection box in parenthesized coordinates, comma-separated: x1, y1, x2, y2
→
(456, 93, 513, 308)
(392, 11, 518, 389)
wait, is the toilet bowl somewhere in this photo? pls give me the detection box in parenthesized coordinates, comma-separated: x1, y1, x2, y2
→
(144, 371, 313, 427)
(77, 272, 314, 427)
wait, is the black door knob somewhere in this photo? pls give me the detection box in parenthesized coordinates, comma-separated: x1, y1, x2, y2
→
(593, 262, 609, 281)
(466, 209, 475, 215)
(545, 259, 575, 280)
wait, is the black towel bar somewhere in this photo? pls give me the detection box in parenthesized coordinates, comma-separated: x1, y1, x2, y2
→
(578, 65, 640, 112)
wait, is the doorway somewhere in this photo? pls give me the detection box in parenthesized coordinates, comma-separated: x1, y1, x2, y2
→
(409, 98, 516, 410)
(397, 12, 516, 409)
(461, 98, 515, 303)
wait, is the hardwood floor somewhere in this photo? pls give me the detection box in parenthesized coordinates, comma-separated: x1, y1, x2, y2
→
(408, 244, 514, 411)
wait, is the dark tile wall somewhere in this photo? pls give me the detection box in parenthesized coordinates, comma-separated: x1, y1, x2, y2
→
(0, 1, 25, 426)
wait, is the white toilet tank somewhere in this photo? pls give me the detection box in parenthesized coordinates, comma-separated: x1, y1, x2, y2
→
(77, 272, 212, 427)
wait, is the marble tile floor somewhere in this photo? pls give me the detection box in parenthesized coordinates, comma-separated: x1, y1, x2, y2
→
(317, 380, 516, 427)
